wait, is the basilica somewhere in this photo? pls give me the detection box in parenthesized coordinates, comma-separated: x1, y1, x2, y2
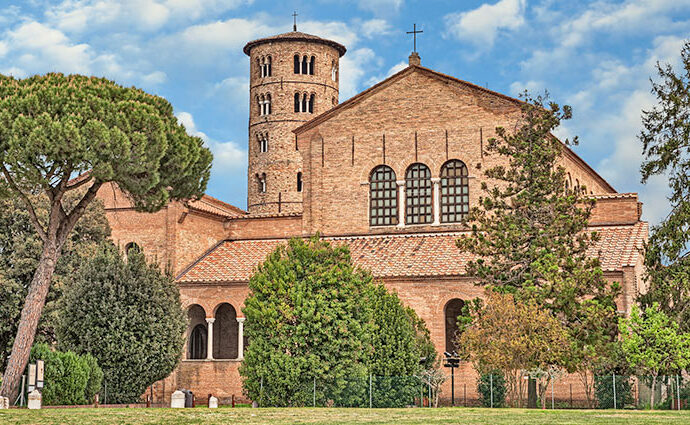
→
(96, 28, 647, 404)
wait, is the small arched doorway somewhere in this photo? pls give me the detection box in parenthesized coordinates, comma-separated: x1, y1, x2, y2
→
(187, 304, 207, 359)
(444, 298, 465, 353)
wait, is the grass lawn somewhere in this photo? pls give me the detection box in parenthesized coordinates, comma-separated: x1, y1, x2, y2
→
(1, 407, 689, 425)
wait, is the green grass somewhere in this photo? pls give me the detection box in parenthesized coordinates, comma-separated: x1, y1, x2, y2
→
(1, 407, 689, 425)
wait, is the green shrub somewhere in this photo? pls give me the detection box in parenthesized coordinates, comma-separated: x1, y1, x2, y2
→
(28, 343, 102, 405)
(594, 374, 633, 408)
(477, 370, 506, 407)
(58, 244, 185, 403)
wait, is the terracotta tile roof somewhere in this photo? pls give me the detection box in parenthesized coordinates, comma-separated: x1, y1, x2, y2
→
(227, 211, 302, 220)
(187, 195, 247, 218)
(243, 31, 347, 56)
(590, 193, 637, 200)
(177, 222, 648, 283)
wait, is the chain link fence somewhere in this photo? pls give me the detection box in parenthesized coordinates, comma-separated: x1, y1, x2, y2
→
(250, 374, 690, 409)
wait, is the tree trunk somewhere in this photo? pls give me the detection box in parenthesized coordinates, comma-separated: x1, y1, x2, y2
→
(0, 240, 59, 402)
(528, 377, 537, 408)
(650, 374, 657, 410)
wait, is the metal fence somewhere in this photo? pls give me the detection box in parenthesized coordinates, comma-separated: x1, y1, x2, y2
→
(250, 374, 690, 409)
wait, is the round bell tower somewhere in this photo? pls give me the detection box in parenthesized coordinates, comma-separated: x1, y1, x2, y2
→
(243, 29, 346, 215)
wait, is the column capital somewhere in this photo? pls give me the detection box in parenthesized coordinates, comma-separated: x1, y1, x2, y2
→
(205, 318, 215, 324)
(236, 317, 246, 323)
(396, 180, 406, 187)
(431, 177, 441, 183)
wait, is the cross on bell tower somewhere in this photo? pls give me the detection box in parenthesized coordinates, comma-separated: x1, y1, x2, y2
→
(406, 23, 423, 66)
(293, 11, 298, 31)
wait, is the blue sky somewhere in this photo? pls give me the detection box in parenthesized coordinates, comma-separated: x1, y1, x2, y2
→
(1, 0, 689, 225)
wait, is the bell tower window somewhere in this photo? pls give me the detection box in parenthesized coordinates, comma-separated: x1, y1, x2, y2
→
(297, 172, 303, 192)
(257, 173, 266, 193)
(258, 133, 268, 153)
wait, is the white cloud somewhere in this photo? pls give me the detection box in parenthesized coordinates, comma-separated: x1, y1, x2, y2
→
(339, 48, 380, 100)
(360, 19, 393, 39)
(176, 111, 246, 174)
(444, 0, 526, 47)
(46, 0, 253, 33)
(0, 41, 8, 57)
(141, 70, 167, 85)
(509, 80, 544, 96)
(300, 20, 359, 49)
(357, 0, 403, 16)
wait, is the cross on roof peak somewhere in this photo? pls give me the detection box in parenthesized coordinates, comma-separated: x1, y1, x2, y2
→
(293, 11, 298, 32)
(406, 23, 423, 53)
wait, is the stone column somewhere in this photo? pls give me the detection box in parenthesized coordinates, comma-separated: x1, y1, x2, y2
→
(431, 177, 441, 225)
(396, 180, 406, 227)
(205, 318, 215, 360)
(237, 317, 246, 360)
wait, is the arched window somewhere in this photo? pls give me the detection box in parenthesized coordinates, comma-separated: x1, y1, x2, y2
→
(445, 298, 465, 353)
(257, 95, 263, 116)
(187, 304, 206, 360)
(213, 303, 238, 359)
(256, 58, 261, 77)
(294, 54, 300, 74)
(440, 160, 469, 223)
(309, 56, 315, 75)
(369, 165, 398, 226)
(332, 97, 337, 106)
(257, 173, 266, 193)
(297, 172, 303, 192)
(405, 163, 432, 225)
(301, 93, 307, 113)
(124, 242, 141, 255)
(258, 133, 268, 153)
(308, 94, 315, 113)
(265, 94, 271, 115)
(294, 93, 300, 112)
(266, 56, 272, 76)
(301, 55, 308, 74)
(331, 60, 338, 81)
(567, 173, 573, 193)
(575, 179, 580, 194)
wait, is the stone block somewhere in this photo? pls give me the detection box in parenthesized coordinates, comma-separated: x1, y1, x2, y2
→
(208, 396, 218, 408)
(0, 396, 9, 409)
(27, 390, 41, 410)
(170, 390, 185, 408)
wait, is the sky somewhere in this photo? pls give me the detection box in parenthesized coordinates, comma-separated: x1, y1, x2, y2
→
(0, 0, 689, 225)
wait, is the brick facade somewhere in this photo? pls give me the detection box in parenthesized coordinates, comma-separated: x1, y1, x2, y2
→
(95, 30, 648, 406)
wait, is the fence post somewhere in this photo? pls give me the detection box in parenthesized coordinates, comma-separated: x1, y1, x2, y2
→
(612, 373, 617, 409)
(260, 376, 264, 407)
(551, 378, 554, 409)
(490, 373, 494, 408)
(420, 380, 423, 408)
(677, 375, 681, 411)
(369, 374, 372, 409)
(313, 377, 316, 407)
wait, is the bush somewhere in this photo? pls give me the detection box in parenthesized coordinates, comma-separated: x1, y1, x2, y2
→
(477, 370, 506, 407)
(28, 343, 102, 405)
(57, 244, 185, 403)
(594, 374, 633, 408)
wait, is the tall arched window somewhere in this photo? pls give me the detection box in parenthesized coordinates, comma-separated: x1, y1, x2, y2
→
(124, 242, 141, 255)
(405, 163, 432, 224)
(297, 172, 303, 192)
(445, 298, 465, 353)
(213, 303, 238, 359)
(301, 55, 308, 74)
(187, 304, 206, 360)
(294, 54, 300, 74)
(257, 133, 268, 153)
(331, 61, 338, 81)
(309, 56, 315, 75)
(440, 160, 469, 223)
(265, 94, 271, 115)
(301, 93, 307, 113)
(257, 173, 266, 193)
(308, 94, 315, 113)
(266, 56, 272, 76)
(294, 93, 300, 112)
(369, 165, 398, 226)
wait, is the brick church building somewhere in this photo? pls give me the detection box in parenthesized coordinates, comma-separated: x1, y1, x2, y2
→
(96, 29, 648, 404)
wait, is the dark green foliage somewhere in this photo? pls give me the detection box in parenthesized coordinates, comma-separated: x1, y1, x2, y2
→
(57, 244, 186, 403)
(456, 94, 620, 391)
(240, 237, 435, 407)
(368, 285, 422, 407)
(0, 195, 110, 371)
(594, 375, 633, 409)
(477, 370, 506, 407)
(639, 41, 690, 264)
(28, 343, 102, 406)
